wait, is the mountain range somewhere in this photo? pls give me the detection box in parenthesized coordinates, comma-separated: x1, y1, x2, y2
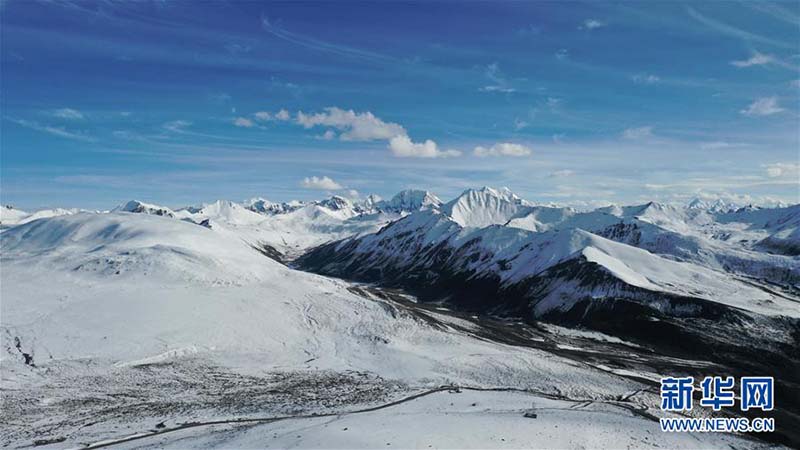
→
(1, 187, 798, 448)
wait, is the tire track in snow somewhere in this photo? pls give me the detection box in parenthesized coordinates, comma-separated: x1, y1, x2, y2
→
(74, 385, 654, 449)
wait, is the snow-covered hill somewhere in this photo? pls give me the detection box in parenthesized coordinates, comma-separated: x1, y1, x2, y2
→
(113, 200, 176, 217)
(0, 205, 80, 229)
(2, 211, 713, 449)
(2, 189, 799, 448)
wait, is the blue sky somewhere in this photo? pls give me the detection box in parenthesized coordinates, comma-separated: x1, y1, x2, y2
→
(2, 0, 799, 210)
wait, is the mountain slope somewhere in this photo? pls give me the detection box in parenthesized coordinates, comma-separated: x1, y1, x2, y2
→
(5, 211, 707, 448)
(297, 195, 800, 391)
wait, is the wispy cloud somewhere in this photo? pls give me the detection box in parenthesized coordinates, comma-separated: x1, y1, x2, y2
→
(731, 52, 774, 67)
(740, 97, 784, 116)
(262, 16, 393, 64)
(473, 142, 532, 157)
(163, 120, 192, 133)
(549, 169, 575, 178)
(764, 162, 799, 178)
(621, 126, 654, 140)
(580, 19, 606, 30)
(9, 118, 94, 142)
(632, 73, 660, 84)
(743, 2, 800, 27)
(700, 141, 746, 150)
(479, 63, 516, 94)
(51, 108, 85, 120)
(233, 117, 254, 128)
(687, 7, 794, 49)
(301, 175, 343, 190)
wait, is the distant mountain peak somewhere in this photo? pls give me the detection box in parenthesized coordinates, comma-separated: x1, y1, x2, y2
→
(114, 200, 175, 217)
(377, 189, 442, 213)
(318, 195, 352, 211)
(687, 197, 738, 213)
(244, 197, 304, 215)
(442, 186, 530, 228)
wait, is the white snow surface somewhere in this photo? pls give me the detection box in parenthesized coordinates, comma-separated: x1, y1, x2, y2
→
(1, 194, 792, 449)
(0, 206, 79, 228)
(442, 186, 531, 228)
(110, 390, 756, 450)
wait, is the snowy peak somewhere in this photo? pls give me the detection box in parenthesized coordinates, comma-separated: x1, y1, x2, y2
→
(377, 189, 442, 213)
(113, 200, 175, 217)
(244, 197, 304, 215)
(442, 186, 530, 228)
(317, 195, 352, 211)
(687, 197, 738, 213)
(187, 200, 265, 225)
(0, 205, 30, 227)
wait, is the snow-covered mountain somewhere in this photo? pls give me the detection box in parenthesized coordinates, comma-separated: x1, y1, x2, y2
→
(299, 189, 799, 318)
(243, 197, 305, 215)
(298, 187, 800, 387)
(0, 205, 80, 229)
(3, 210, 717, 449)
(442, 186, 530, 228)
(113, 199, 176, 217)
(2, 188, 799, 448)
(374, 189, 442, 213)
(101, 191, 446, 260)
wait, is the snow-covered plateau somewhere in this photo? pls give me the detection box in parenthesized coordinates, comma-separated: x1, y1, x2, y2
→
(1, 188, 798, 448)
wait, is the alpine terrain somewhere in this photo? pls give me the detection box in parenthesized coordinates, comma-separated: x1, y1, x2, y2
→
(2, 188, 798, 448)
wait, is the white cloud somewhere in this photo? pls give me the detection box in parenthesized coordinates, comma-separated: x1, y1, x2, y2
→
(233, 117, 254, 128)
(740, 97, 784, 116)
(254, 111, 272, 121)
(473, 142, 532, 157)
(621, 126, 654, 140)
(209, 93, 232, 102)
(550, 169, 575, 177)
(545, 97, 561, 108)
(297, 107, 406, 141)
(514, 118, 529, 130)
(254, 109, 291, 122)
(163, 120, 191, 132)
(555, 49, 569, 60)
(700, 141, 746, 150)
(731, 52, 774, 67)
(11, 118, 94, 142)
(480, 63, 515, 94)
(632, 74, 660, 84)
(51, 108, 84, 120)
(764, 162, 799, 178)
(293, 106, 460, 158)
(581, 19, 606, 30)
(389, 135, 461, 158)
(479, 85, 516, 93)
(301, 176, 343, 190)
